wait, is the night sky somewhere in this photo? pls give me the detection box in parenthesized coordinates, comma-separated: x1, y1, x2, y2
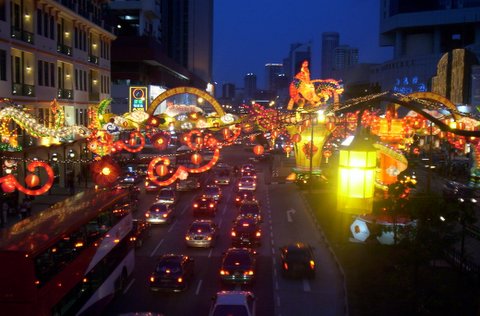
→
(213, 0, 393, 89)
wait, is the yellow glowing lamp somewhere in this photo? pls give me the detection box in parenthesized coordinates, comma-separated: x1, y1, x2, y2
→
(337, 133, 377, 215)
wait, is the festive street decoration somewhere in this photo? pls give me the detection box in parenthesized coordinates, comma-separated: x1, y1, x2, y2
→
(0, 161, 54, 195)
(90, 156, 121, 187)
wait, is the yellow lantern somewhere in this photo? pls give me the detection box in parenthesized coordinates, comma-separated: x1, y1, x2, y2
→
(337, 133, 377, 215)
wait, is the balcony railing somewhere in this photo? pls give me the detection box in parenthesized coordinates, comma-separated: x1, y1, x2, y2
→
(57, 44, 73, 56)
(88, 55, 99, 64)
(57, 88, 73, 100)
(89, 92, 99, 101)
(12, 83, 35, 96)
(11, 28, 34, 44)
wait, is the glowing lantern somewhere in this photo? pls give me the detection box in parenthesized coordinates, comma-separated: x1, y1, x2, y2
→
(249, 135, 256, 143)
(243, 123, 253, 133)
(154, 136, 167, 150)
(25, 174, 40, 188)
(129, 137, 136, 146)
(272, 130, 279, 139)
(156, 164, 169, 177)
(222, 128, 231, 139)
(291, 134, 301, 143)
(101, 167, 111, 176)
(1, 180, 16, 193)
(323, 149, 332, 163)
(191, 153, 203, 165)
(253, 145, 264, 156)
(337, 132, 377, 215)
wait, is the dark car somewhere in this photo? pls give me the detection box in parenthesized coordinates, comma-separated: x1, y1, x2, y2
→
(220, 248, 256, 285)
(233, 190, 257, 207)
(202, 185, 222, 202)
(119, 172, 142, 185)
(231, 218, 261, 247)
(295, 173, 328, 190)
(193, 196, 218, 217)
(130, 219, 150, 248)
(442, 180, 479, 203)
(149, 254, 195, 292)
(237, 201, 262, 223)
(279, 242, 315, 279)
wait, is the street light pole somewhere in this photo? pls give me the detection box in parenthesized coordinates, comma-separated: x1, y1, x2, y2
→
(309, 112, 314, 192)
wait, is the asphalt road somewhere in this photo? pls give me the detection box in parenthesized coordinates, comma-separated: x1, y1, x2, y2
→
(104, 146, 345, 316)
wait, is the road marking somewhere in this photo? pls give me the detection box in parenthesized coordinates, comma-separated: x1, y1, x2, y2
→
(276, 295, 281, 307)
(167, 222, 176, 233)
(275, 280, 279, 290)
(150, 239, 164, 257)
(218, 219, 223, 228)
(271, 247, 275, 255)
(208, 248, 213, 258)
(286, 208, 296, 222)
(195, 279, 203, 295)
(303, 279, 311, 292)
(180, 204, 188, 215)
(272, 257, 276, 265)
(123, 278, 135, 294)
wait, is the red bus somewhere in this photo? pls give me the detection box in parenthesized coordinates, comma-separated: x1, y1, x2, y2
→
(0, 187, 136, 316)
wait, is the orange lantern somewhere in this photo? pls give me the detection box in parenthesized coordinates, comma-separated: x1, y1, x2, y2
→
(222, 128, 231, 139)
(156, 164, 169, 177)
(191, 153, 203, 165)
(253, 145, 264, 156)
(291, 134, 301, 143)
(129, 137, 136, 146)
(25, 174, 40, 188)
(249, 135, 256, 143)
(1, 180, 16, 193)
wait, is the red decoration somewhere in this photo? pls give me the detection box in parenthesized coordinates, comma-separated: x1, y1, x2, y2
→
(0, 161, 54, 195)
(253, 145, 264, 156)
(291, 134, 301, 143)
(1, 181, 16, 193)
(156, 164, 169, 177)
(191, 153, 203, 165)
(302, 142, 318, 160)
(90, 156, 121, 187)
(25, 174, 40, 188)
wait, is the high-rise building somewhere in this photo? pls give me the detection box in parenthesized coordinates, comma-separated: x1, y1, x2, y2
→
(334, 45, 359, 71)
(265, 63, 284, 91)
(244, 73, 257, 100)
(222, 83, 236, 100)
(284, 42, 311, 80)
(0, 0, 115, 135)
(321, 32, 339, 78)
(373, 0, 480, 100)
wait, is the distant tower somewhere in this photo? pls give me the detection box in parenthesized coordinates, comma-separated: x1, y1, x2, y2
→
(265, 63, 284, 91)
(285, 42, 311, 79)
(244, 73, 257, 100)
(334, 45, 359, 71)
(222, 83, 236, 100)
(321, 32, 339, 78)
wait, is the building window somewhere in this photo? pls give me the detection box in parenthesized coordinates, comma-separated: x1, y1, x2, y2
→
(0, 0, 5, 21)
(37, 60, 43, 85)
(37, 9, 42, 35)
(44, 12, 49, 38)
(74, 27, 78, 48)
(50, 16, 55, 40)
(50, 63, 55, 87)
(44, 61, 49, 87)
(0, 50, 6, 81)
(75, 69, 78, 90)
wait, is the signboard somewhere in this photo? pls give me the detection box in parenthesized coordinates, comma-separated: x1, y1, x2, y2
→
(129, 86, 148, 112)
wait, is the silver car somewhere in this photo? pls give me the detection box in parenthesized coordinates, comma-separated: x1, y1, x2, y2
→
(145, 203, 174, 224)
(185, 220, 218, 248)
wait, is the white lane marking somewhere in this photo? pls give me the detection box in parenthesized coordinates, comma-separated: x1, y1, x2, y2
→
(181, 204, 188, 215)
(276, 295, 281, 307)
(167, 221, 176, 233)
(123, 278, 135, 294)
(303, 279, 311, 292)
(286, 208, 296, 222)
(218, 219, 223, 228)
(150, 239, 164, 257)
(208, 248, 213, 258)
(272, 257, 276, 266)
(195, 279, 203, 295)
(271, 247, 275, 255)
(275, 280, 279, 290)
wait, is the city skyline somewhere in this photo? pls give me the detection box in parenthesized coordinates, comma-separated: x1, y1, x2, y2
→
(212, 0, 393, 89)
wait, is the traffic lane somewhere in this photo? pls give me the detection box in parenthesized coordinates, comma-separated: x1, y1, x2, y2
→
(267, 184, 345, 316)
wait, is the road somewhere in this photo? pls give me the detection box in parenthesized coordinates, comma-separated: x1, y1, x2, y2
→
(104, 146, 345, 316)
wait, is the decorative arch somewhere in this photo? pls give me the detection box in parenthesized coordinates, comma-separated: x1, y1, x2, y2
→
(147, 87, 225, 117)
(400, 91, 460, 120)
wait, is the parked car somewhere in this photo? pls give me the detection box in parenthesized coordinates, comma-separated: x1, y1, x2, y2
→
(231, 217, 261, 247)
(145, 203, 174, 224)
(193, 196, 218, 217)
(208, 291, 256, 316)
(295, 173, 329, 190)
(149, 254, 194, 292)
(241, 164, 255, 173)
(185, 220, 218, 248)
(219, 248, 256, 285)
(130, 218, 150, 247)
(279, 242, 316, 279)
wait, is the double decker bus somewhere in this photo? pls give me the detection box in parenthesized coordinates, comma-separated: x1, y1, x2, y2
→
(0, 187, 136, 316)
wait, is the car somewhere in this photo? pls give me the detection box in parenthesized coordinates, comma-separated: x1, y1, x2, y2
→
(208, 291, 256, 316)
(144, 177, 162, 193)
(176, 176, 201, 191)
(149, 254, 194, 292)
(130, 218, 150, 247)
(219, 248, 256, 285)
(442, 180, 479, 203)
(145, 203, 174, 224)
(202, 184, 222, 202)
(231, 217, 261, 247)
(185, 220, 218, 248)
(215, 169, 232, 185)
(241, 170, 257, 180)
(119, 172, 142, 185)
(241, 164, 255, 173)
(237, 176, 256, 191)
(279, 242, 316, 279)
(295, 173, 329, 190)
(156, 187, 178, 204)
(233, 190, 257, 207)
(237, 200, 262, 223)
(193, 196, 218, 217)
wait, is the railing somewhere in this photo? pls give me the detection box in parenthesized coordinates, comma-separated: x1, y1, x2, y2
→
(57, 44, 73, 56)
(443, 248, 480, 278)
(12, 83, 35, 96)
(88, 55, 99, 64)
(57, 89, 73, 100)
(466, 224, 480, 241)
(11, 28, 34, 44)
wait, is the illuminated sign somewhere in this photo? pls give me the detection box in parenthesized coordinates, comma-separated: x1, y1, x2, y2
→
(129, 86, 148, 112)
(392, 76, 426, 94)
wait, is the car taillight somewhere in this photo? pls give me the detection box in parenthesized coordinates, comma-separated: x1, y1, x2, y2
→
(235, 197, 240, 201)
(193, 203, 198, 208)
(145, 213, 150, 217)
(245, 270, 254, 275)
(207, 236, 212, 241)
(150, 276, 155, 282)
(130, 236, 137, 241)
(220, 270, 229, 275)
(238, 183, 242, 187)
(162, 213, 168, 218)
(185, 236, 190, 240)
(177, 277, 183, 283)
(283, 262, 289, 270)
(145, 181, 149, 186)
(256, 231, 261, 237)
(231, 231, 236, 237)
(209, 204, 214, 208)
(310, 260, 315, 269)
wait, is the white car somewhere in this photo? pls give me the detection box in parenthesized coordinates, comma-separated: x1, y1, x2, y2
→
(156, 187, 178, 204)
(237, 176, 256, 191)
(209, 291, 256, 316)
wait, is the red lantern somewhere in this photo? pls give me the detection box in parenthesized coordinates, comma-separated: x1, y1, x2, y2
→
(156, 164, 169, 177)
(129, 137, 136, 146)
(291, 134, 301, 143)
(154, 137, 167, 150)
(191, 153, 203, 165)
(1, 181, 16, 193)
(284, 146, 292, 154)
(253, 145, 264, 156)
(249, 135, 256, 143)
(25, 174, 40, 188)
(222, 128, 231, 139)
